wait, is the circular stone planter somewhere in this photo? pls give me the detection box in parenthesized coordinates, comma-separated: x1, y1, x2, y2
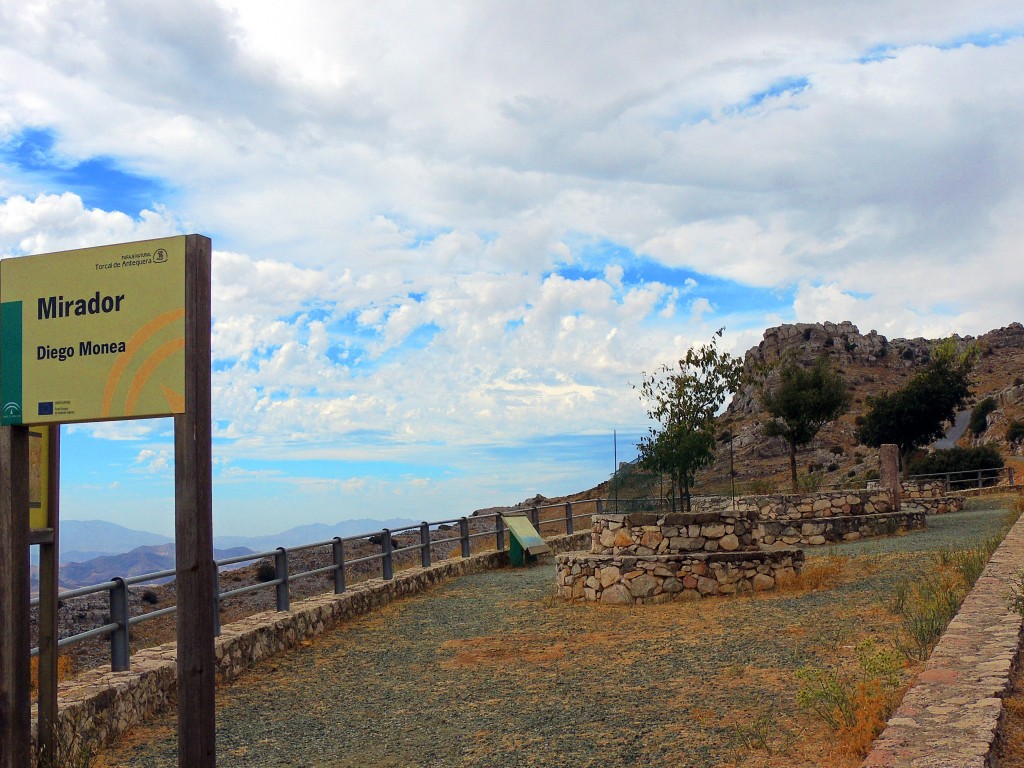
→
(557, 512, 803, 605)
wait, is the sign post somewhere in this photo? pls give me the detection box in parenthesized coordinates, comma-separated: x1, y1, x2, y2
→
(30, 425, 60, 762)
(0, 425, 30, 768)
(174, 235, 215, 766)
(0, 234, 214, 766)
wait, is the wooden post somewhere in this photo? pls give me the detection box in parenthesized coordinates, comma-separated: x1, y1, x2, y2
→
(36, 424, 60, 760)
(0, 425, 30, 768)
(174, 234, 215, 767)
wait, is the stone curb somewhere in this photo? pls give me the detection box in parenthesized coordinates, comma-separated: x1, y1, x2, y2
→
(861, 512, 1024, 768)
(34, 530, 591, 756)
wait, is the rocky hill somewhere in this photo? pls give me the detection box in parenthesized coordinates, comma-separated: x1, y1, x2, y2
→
(700, 320, 1024, 491)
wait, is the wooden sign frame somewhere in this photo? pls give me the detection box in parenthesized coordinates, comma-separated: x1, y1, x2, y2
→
(0, 234, 214, 767)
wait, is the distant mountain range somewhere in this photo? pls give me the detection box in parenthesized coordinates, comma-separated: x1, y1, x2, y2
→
(58, 543, 255, 589)
(37, 517, 419, 589)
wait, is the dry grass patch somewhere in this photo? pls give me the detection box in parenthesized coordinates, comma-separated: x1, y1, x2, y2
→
(440, 634, 566, 667)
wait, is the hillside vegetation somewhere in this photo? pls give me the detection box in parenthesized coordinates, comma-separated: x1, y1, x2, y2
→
(565, 321, 1024, 503)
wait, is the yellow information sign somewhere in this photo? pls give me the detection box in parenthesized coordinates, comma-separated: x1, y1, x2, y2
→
(28, 428, 49, 529)
(1, 236, 186, 425)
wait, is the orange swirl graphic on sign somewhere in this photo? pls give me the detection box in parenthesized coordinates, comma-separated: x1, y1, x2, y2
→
(102, 309, 186, 417)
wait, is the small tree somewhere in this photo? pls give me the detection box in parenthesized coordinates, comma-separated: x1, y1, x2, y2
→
(760, 355, 851, 492)
(634, 329, 742, 511)
(857, 339, 975, 476)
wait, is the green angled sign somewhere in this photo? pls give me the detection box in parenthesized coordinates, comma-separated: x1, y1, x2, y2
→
(0, 236, 187, 425)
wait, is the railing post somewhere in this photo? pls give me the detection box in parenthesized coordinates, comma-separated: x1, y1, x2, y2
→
(597, 498, 603, 517)
(420, 522, 431, 568)
(212, 566, 221, 637)
(382, 529, 394, 580)
(109, 577, 130, 672)
(565, 502, 573, 535)
(496, 515, 505, 550)
(945, 472, 951, 493)
(531, 506, 540, 529)
(332, 537, 346, 594)
(977, 469, 983, 488)
(275, 548, 290, 611)
(459, 517, 471, 558)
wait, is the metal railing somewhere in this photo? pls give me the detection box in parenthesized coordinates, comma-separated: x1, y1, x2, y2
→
(907, 465, 1015, 492)
(31, 498, 603, 671)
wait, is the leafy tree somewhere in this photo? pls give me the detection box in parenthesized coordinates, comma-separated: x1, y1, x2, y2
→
(857, 339, 975, 476)
(760, 355, 851, 492)
(634, 329, 742, 511)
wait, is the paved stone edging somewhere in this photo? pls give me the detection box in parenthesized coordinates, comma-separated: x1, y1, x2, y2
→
(33, 531, 591, 757)
(861, 511, 1024, 768)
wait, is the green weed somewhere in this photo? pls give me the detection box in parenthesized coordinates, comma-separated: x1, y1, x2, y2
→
(795, 639, 903, 755)
(893, 574, 964, 661)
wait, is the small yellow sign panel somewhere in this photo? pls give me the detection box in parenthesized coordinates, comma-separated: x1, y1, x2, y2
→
(28, 429, 49, 529)
(1, 236, 186, 425)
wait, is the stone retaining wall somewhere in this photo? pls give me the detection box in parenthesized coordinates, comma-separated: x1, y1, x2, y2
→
(861, 511, 1024, 767)
(694, 489, 898, 525)
(758, 511, 926, 546)
(33, 531, 590, 760)
(591, 511, 758, 555)
(901, 480, 947, 499)
(556, 549, 803, 605)
(901, 496, 965, 515)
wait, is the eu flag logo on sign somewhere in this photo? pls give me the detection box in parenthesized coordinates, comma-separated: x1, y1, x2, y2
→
(37, 402, 53, 415)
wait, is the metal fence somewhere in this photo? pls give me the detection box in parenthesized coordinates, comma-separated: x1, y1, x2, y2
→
(907, 465, 1015, 491)
(31, 498, 603, 672)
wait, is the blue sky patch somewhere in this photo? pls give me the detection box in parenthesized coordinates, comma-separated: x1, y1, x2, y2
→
(859, 29, 1024, 63)
(726, 77, 810, 114)
(1, 127, 168, 213)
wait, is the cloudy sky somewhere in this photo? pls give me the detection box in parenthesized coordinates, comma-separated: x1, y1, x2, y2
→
(2, 1, 1022, 537)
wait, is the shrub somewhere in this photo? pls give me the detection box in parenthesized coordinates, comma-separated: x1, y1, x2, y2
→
(255, 563, 277, 582)
(796, 639, 903, 755)
(829, 445, 845, 455)
(780, 556, 844, 594)
(893, 574, 964, 660)
(935, 544, 992, 587)
(141, 590, 160, 605)
(907, 445, 1004, 480)
(969, 397, 998, 435)
(732, 704, 802, 758)
(1006, 421, 1024, 444)
(745, 478, 779, 495)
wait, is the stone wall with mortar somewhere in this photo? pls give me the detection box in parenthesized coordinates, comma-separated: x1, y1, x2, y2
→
(695, 489, 960, 543)
(591, 510, 759, 556)
(556, 549, 803, 605)
(758, 511, 926, 546)
(901, 496, 965, 515)
(31, 530, 590, 761)
(900, 480, 947, 498)
(710, 489, 895, 521)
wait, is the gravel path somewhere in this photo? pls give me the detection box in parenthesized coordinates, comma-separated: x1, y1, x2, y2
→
(94, 503, 1013, 768)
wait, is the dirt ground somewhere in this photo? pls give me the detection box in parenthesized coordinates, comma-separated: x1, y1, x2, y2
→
(92, 503, 1015, 768)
